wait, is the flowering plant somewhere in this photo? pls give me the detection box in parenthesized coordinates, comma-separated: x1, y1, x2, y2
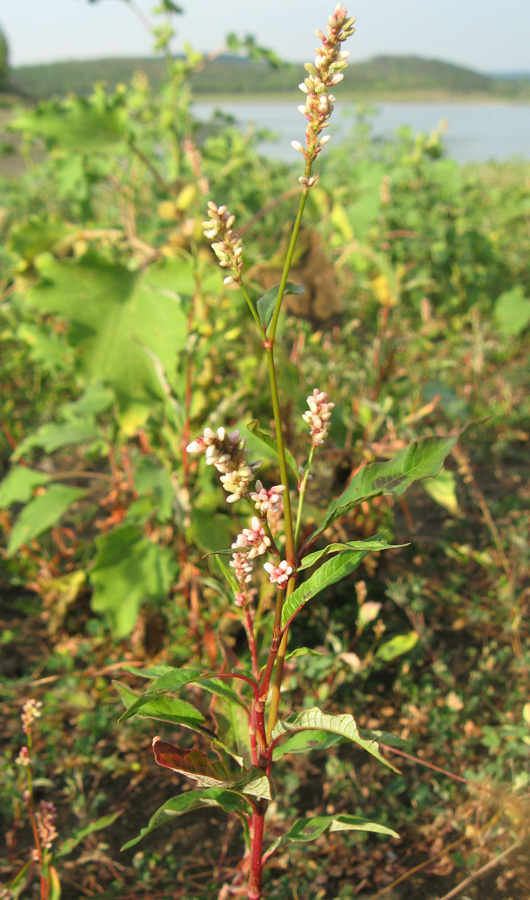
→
(116, 7, 460, 898)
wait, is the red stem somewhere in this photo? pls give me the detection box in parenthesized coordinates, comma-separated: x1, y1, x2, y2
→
(247, 802, 267, 900)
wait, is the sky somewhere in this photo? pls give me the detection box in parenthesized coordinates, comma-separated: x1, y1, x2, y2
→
(1, 0, 529, 74)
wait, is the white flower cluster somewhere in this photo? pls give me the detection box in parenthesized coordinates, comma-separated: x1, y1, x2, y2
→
(249, 480, 285, 514)
(230, 517, 271, 589)
(202, 201, 243, 284)
(21, 699, 42, 735)
(302, 388, 335, 446)
(263, 560, 293, 589)
(292, 4, 355, 169)
(187, 427, 261, 503)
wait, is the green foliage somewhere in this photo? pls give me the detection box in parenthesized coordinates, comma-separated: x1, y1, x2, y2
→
(90, 526, 178, 637)
(7, 484, 85, 556)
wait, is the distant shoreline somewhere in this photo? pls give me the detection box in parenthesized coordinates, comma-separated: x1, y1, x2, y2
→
(192, 91, 530, 106)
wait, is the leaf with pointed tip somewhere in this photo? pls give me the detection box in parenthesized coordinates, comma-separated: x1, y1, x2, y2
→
(246, 420, 299, 484)
(376, 631, 419, 662)
(114, 681, 209, 733)
(266, 813, 399, 856)
(149, 668, 249, 707)
(57, 811, 122, 858)
(272, 729, 342, 760)
(271, 707, 399, 772)
(285, 647, 327, 661)
(121, 788, 252, 851)
(282, 547, 373, 630)
(297, 535, 406, 572)
(0, 467, 50, 508)
(256, 282, 305, 330)
(117, 668, 248, 724)
(309, 433, 462, 543)
(153, 739, 272, 799)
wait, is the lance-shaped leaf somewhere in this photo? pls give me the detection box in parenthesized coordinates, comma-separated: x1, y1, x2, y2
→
(297, 535, 406, 572)
(256, 282, 305, 330)
(282, 547, 372, 630)
(56, 811, 122, 858)
(121, 788, 252, 851)
(266, 813, 399, 857)
(114, 681, 210, 733)
(117, 667, 248, 724)
(246, 420, 300, 484)
(270, 707, 399, 772)
(153, 738, 272, 799)
(308, 432, 461, 543)
(272, 729, 342, 760)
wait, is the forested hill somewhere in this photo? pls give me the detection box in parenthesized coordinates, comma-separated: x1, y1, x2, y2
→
(9, 53, 530, 101)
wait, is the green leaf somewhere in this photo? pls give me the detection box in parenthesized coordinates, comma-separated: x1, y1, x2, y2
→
(494, 285, 530, 336)
(0, 467, 50, 508)
(271, 707, 399, 772)
(134, 458, 175, 522)
(284, 647, 327, 661)
(12, 90, 127, 154)
(121, 788, 252, 851)
(422, 469, 460, 515)
(16, 323, 71, 372)
(246, 420, 299, 484)
(297, 536, 406, 572)
(268, 813, 399, 854)
(153, 738, 272, 798)
(117, 667, 247, 723)
(24, 253, 190, 430)
(13, 421, 101, 460)
(60, 385, 115, 421)
(282, 547, 374, 630)
(256, 282, 305, 330)
(210, 693, 253, 767)
(56, 811, 122, 858)
(376, 631, 419, 662)
(90, 525, 178, 638)
(310, 433, 461, 542)
(7, 485, 85, 556)
(114, 681, 207, 732)
(272, 729, 342, 760)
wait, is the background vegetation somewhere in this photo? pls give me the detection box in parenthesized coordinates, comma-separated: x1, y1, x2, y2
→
(0, 16, 529, 900)
(8, 53, 530, 102)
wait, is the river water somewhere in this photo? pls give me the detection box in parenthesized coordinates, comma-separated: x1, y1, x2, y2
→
(194, 99, 530, 164)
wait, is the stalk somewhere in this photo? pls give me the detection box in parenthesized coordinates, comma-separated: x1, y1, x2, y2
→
(247, 801, 267, 900)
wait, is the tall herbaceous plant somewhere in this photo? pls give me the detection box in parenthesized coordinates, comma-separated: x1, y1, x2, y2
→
(117, 8, 460, 898)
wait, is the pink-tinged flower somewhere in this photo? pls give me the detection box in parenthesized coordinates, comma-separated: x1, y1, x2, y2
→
(16, 746, 31, 767)
(264, 560, 293, 589)
(232, 517, 271, 559)
(230, 552, 254, 587)
(202, 202, 243, 282)
(302, 388, 335, 446)
(36, 801, 58, 850)
(295, 5, 355, 167)
(187, 426, 261, 503)
(249, 481, 286, 515)
(21, 699, 42, 734)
